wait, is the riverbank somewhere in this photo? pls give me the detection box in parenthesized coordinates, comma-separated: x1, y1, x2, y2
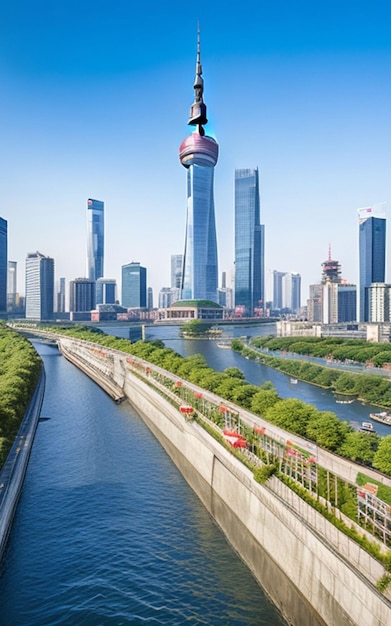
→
(54, 334, 391, 625)
(0, 370, 45, 562)
(235, 339, 391, 411)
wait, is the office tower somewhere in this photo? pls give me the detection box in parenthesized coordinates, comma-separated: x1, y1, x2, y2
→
(338, 283, 357, 322)
(323, 282, 357, 324)
(272, 271, 286, 309)
(179, 28, 218, 302)
(0, 218, 7, 313)
(234, 168, 264, 315)
(56, 277, 66, 313)
(291, 273, 301, 312)
(121, 262, 147, 308)
(96, 278, 116, 305)
(368, 283, 391, 322)
(147, 287, 153, 310)
(25, 251, 54, 320)
(358, 205, 386, 322)
(307, 284, 323, 322)
(87, 198, 104, 282)
(7, 260, 16, 312)
(171, 254, 183, 289)
(158, 287, 180, 308)
(69, 278, 95, 312)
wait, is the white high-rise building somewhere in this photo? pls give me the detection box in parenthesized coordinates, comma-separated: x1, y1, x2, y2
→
(25, 252, 54, 320)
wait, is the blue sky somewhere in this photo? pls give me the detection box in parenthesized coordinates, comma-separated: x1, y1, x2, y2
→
(1, 1, 390, 304)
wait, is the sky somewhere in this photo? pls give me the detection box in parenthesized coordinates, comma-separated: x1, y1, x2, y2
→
(1, 0, 391, 305)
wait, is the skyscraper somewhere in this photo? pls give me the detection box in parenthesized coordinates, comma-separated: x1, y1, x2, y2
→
(272, 271, 286, 309)
(0, 218, 7, 313)
(25, 251, 54, 320)
(358, 206, 386, 322)
(56, 277, 66, 313)
(171, 254, 183, 289)
(121, 262, 147, 308)
(234, 168, 264, 315)
(7, 260, 17, 312)
(87, 198, 104, 283)
(69, 278, 95, 312)
(179, 28, 218, 302)
(96, 278, 116, 305)
(291, 273, 301, 312)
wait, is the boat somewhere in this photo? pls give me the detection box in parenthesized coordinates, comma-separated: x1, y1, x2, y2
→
(217, 342, 231, 349)
(369, 411, 391, 426)
(335, 399, 355, 404)
(289, 378, 298, 384)
(360, 422, 377, 433)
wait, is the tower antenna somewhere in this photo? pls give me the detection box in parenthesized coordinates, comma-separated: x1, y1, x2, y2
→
(188, 23, 208, 135)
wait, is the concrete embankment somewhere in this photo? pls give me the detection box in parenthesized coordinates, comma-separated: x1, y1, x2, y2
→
(0, 370, 46, 561)
(57, 336, 391, 626)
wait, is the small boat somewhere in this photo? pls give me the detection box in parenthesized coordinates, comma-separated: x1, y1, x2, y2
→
(217, 342, 231, 349)
(335, 399, 355, 404)
(360, 422, 377, 433)
(289, 378, 298, 384)
(369, 411, 391, 426)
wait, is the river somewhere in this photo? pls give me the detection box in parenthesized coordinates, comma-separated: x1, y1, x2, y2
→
(0, 340, 287, 626)
(105, 322, 391, 437)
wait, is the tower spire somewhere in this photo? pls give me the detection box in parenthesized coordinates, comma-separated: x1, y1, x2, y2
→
(188, 24, 208, 135)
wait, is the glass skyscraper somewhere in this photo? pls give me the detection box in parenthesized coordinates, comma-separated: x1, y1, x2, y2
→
(234, 168, 264, 314)
(87, 198, 104, 282)
(179, 29, 218, 302)
(121, 262, 147, 308)
(25, 251, 54, 320)
(0, 218, 7, 313)
(96, 278, 116, 305)
(358, 206, 386, 322)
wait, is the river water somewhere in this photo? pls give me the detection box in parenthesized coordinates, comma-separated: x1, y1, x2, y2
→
(0, 340, 287, 626)
(112, 322, 391, 437)
(1, 321, 388, 625)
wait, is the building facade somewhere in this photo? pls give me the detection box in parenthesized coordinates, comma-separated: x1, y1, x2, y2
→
(96, 278, 116, 305)
(272, 271, 286, 309)
(158, 287, 180, 309)
(0, 218, 7, 313)
(56, 277, 66, 313)
(179, 29, 218, 302)
(358, 206, 386, 322)
(307, 284, 323, 322)
(69, 278, 95, 312)
(291, 273, 301, 312)
(368, 283, 391, 323)
(234, 168, 264, 315)
(87, 198, 104, 284)
(7, 260, 16, 313)
(171, 254, 183, 290)
(25, 251, 54, 320)
(121, 262, 147, 308)
(338, 284, 357, 322)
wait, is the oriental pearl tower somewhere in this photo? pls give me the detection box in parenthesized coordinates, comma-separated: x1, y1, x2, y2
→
(179, 27, 219, 302)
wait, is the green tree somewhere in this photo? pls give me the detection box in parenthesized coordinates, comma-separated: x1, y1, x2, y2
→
(305, 411, 349, 450)
(373, 436, 391, 475)
(224, 367, 245, 379)
(338, 431, 379, 464)
(265, 398, 317, 436)
(250, 389, 280, 416)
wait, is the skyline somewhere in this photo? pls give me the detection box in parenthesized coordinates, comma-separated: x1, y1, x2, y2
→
(1, 2, 391, 303)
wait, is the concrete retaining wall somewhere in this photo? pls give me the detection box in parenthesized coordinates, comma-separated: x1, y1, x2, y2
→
(58, 337, 391, 626)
